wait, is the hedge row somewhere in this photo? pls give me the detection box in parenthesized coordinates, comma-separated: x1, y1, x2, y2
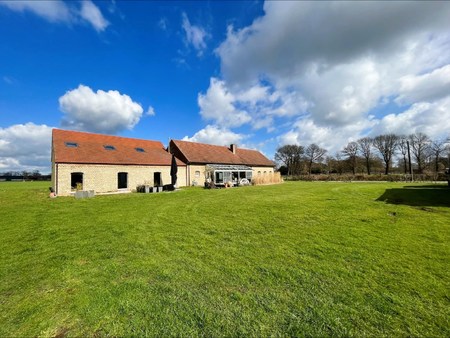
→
(285, 173, 449, 182)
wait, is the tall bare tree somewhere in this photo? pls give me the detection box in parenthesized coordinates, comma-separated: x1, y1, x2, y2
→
(357, 137, 373, 175)
(274, 145, 305, 176)
(305, 143, 327, 175)
(373, 134, 398, 175)
(342, 142, 358, 175)
(334, 152, 344, 175)
(430, 139, 446, 172)
(444, 143, 450, 168)
(397, 136, 409, 174)
(409, 132, 430, 174)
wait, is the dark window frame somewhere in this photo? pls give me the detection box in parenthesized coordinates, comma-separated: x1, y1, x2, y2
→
(71, 172, 83, 190)
(118, 172, 128, 189)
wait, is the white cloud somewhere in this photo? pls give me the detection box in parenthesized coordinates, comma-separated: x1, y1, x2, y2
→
(79, 0, 109, 32)
(59, 84, 144, 134)
(198, 78, 251, 128)
(297, 58, 386, 126)
(146, 106, 155, 116)
(0, 0, 109, 32)
(210, 1, 450, 152)
(198, 78, 311, 131)
(217, 2, 450, 86)
(0, 0, 71, 23)
(182, 12, 209, 56)
(396, 64, 450, 105)
(0, 123, 53, 173)
(183, 125, 244, 146)
(372, 97, 450, 138)
(278, 117, 375, 154)
(278, 96, 450, 154)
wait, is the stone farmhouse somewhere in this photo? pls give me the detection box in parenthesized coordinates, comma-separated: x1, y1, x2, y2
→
(52, 129, 275, 196)
(52, 129, 187, 196)
(169, 140, 275, 187)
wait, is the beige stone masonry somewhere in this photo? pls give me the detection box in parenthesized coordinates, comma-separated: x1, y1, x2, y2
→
(53, 163, 186, 196)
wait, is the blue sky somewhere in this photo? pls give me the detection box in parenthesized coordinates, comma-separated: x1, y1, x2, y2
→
(1, 1, 450, 173)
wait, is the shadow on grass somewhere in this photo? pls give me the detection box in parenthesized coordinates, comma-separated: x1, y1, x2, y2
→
(377, 185, 450, 207)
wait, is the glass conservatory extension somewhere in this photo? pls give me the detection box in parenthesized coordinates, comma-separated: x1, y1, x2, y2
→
(205, 164, 253, 186)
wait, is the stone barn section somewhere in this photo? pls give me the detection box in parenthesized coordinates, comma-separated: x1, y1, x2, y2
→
(51, 129, 186, 196)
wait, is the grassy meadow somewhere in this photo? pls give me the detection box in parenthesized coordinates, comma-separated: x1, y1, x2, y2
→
(0, 181, 449, 337)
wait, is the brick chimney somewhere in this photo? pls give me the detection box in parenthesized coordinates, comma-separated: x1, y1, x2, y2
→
(230, 144, 237, 154)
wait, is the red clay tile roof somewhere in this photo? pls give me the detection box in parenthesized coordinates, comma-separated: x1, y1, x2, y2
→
(52, 129, 185, 166)
(236, 148, 275, 167)
(170, 140, 274, 167)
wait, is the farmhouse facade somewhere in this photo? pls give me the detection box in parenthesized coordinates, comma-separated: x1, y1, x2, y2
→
(51, 129, 275, 195)
(169, 140, 275, 187)
(52, 129, 186, 196)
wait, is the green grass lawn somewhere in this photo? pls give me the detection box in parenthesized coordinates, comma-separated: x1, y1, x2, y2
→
(0, 181, 449, 337)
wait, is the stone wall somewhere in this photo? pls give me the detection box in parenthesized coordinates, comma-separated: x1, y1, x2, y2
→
(53, 163, 187, 196)
(252, 166, 274, 177)
(188, 165, 207, 186)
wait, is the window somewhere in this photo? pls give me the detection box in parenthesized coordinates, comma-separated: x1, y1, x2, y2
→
(71, 172, 83, 190)
(154, 172, 162, 186)
(65, 142, 78, 148)
(264, 171, 267, 175)
(258, 171, 261, 175)
(223, 171, 231, 183)
(104, 145, 116, 151)
(195, 171, 200, 178)
(215, 172, 223, 184)
(118, 172, 128, 189)
(135, 147, 145, 153)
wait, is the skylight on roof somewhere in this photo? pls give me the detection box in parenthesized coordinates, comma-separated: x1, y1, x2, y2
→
(65, 142, 78, 148)
(104, 145, 116, 151)
(135, 147, 145, 153)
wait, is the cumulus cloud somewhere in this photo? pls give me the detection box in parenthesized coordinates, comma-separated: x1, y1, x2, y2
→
(217, 2, 450, 86)
(198, 78, 310, 131)
(182, 12, 209, 56)
(0, 0, 109, 32)
(208, 1, 450, 152)
(183, 125, 244, 146)
(396, 64, 450, 105)
(59, 84, 144, 134)
(0, 123, 53, 172)
(372, 97, 450, 138)
(198, 78, 251, 128)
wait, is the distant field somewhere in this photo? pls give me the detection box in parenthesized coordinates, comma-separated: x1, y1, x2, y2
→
(0, 181, 449, 337)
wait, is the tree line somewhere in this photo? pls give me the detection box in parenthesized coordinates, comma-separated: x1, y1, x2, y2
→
(275, 132, 450, 176)
(0, 170, 51, 181)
